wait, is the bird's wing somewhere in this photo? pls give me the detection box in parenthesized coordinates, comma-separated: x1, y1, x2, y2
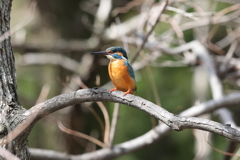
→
(124, 60, 135, 81)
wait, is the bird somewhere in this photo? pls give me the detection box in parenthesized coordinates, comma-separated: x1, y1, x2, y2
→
(90, 46, 137, 95)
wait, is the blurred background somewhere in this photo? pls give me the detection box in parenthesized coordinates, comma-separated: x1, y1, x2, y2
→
(11, 0, 240, 159)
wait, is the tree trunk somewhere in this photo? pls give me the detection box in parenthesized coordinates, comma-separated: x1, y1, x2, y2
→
(0, 0, 30, 159)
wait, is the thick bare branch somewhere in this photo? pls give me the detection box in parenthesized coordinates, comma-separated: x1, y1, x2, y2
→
(4, 0, 240, 159)
(16, 88, 240, 142)
(28, 88, 240, 160)
(30, 148, 70, 160)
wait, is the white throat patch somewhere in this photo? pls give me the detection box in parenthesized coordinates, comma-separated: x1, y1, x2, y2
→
(106, 55, 127, 61)
(106, 55, 115, 61)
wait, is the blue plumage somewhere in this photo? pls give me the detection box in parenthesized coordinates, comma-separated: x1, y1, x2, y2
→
(106, 46, 128, 59)
(111, 54, 123, 59)
(90, 46, 137, 95)
(123, 59, 136, 81)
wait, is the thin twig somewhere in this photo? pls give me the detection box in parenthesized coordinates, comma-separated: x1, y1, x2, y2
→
(74, 77, 111, 146)
(109, 103, 120, 146)
(35, 84, 50, 105)
(19, 53, 80, 74)
(130, 0, 168, 64)
(219, 40, 238, 73)
(84, 104, 105, 140)
(214, 3, 240, 20)
(206, 133, 240, 157)
(166, 6, 199, 21)
(97, 102, 110, 146)
(146, 65, 161, 106)
(57, 120, 106, 148)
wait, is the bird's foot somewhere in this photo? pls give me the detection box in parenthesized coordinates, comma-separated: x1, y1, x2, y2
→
(123, 89, 132, 96)
(109, 88, 117, 93)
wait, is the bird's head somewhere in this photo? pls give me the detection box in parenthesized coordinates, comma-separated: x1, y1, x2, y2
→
(90, 46, 128, 60)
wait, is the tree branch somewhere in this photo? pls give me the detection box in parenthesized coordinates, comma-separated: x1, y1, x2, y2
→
(25, 88, 240, 160)
(0, 146, 20, 160)
(26, 88, 240, 138)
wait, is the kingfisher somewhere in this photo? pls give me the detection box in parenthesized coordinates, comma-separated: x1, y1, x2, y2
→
(90, 46, 137, 95)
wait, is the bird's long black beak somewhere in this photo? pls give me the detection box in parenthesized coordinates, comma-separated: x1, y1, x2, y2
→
(90, 51, 108, 55)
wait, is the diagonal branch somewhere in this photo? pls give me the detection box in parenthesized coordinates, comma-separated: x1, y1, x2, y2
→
(1, 88, 240, 159)
(7, 88, 240, 142)
(28, 88, 240, 160)
(0, 146, 20, 160)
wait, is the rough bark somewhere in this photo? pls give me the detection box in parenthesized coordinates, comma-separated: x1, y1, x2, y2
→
(26, 88, 240, 160)
(0, 0, 30, 159)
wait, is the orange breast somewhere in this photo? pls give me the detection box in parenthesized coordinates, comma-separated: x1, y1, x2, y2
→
(108, 60, 136, 93)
